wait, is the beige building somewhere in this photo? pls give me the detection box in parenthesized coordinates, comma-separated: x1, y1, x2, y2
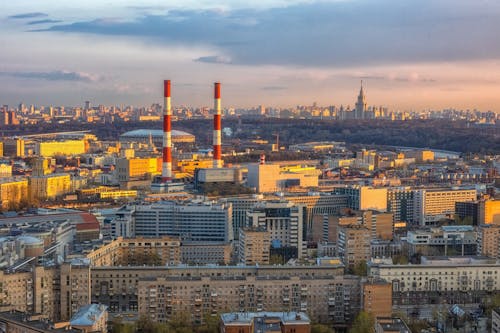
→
(337, 224, 371, 270)
(180, 243, 232, 265)
(246, 163, 320, 193)
(369, 256, 500, 311)
(138, 274, 360, 325)
(414, 188, 477, 225)
(60, 259, 91, 321)
(0, 178, 28, 210)
(238, 227, 270, 265)
(86, 236, 181, 267)
(477, 224, 500, 259)
(363, 281, 392, 318)
(29, 173, 71, 201)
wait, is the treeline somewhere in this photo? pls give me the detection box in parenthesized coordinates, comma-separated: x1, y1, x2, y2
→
(11, 118, 499, 154)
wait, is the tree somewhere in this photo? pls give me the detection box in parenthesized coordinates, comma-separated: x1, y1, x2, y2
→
(351, 260, 367, 276)
(349, 311, 374, 333)
(311, 323, 335, 333)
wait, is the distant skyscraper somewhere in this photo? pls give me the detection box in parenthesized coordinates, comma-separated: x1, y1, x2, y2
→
(354, 81, 367, 119)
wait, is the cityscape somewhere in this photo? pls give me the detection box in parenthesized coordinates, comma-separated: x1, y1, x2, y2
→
(0, 1, 500, 333)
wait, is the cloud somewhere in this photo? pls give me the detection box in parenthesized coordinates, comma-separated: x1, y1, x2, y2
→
(36, 1, 500, 68)
(9, 12, 48, 19)
(194, 55, 232, 64)
(27, 19, 62, 25)
(0, 70, 100, 82)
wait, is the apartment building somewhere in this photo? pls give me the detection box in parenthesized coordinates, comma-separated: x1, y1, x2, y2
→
(238, 227, 270, 265)
(337, 224, 371, 270)
(477, 224, 500, 259)
(369, 256, 500, 311)
(138, 274, 360, 326)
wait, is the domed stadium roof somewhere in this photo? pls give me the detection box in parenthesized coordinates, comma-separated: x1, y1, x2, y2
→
(120, 129, 195, 143)
(121, 129, 193, 137)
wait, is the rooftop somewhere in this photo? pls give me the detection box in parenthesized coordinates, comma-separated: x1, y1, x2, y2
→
(70, 304, 107, 327)
(120, 129, 193, 137)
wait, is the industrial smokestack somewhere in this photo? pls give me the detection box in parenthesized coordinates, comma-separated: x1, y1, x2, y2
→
(162, 80, 172, 182)
(213, 82, 222, 168)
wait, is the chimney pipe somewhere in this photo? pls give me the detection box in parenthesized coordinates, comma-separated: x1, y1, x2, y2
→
(213, 82, 222, 168)
(162, 80, 172, 182)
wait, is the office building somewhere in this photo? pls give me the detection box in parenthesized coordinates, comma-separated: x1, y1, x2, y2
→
(334, 186, 388, 212)
(413, 188, 476, 225)
(246, 201, 305, 258)
(387, 187, 414, 224)
(124, 200, 233, 243)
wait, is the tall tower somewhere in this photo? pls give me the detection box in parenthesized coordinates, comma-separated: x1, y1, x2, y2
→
(213, 82, 223, 168)
(162, 80, 173, 182)
(355, 81, 367, 119)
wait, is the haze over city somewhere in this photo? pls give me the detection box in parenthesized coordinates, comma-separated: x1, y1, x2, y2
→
(2, 0, 500, 111)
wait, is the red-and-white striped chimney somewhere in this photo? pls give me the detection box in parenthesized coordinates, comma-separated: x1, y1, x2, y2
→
(162, 80, 172, 182)
(213, 82, 222, 168)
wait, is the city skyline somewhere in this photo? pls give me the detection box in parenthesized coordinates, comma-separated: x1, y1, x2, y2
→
(1, 0, 500, 111)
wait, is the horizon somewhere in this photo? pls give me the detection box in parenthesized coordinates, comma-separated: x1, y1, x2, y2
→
(1, 1, 500, 112)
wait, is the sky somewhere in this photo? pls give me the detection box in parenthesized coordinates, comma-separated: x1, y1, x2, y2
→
(1, 0, 500, 111)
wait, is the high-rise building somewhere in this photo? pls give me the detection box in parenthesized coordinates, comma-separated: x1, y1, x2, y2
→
(126, 201, 233, 243)
(0, 178, 29, 210)
(354, 81, 367, 120)
(334, 185, 388, 212)
(337, 224, 371, 270)
(387, 187, 415, 224)
(238, 227, 270, 265)
(246, 201, 305, 258)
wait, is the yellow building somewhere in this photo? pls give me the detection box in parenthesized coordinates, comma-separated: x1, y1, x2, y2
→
(35, 140, 86, 157)
(29, 173, 71, 201)
(416, 150, 434, 163)
(484, 200, 500, 224)
(177, 158, 213, 174)
(86, 236, 181, 267)
(116, 157, 161, 182)
(99, 190, 137, 200)
(0, 164, 12, 178)
(0, 178, 28, 210)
